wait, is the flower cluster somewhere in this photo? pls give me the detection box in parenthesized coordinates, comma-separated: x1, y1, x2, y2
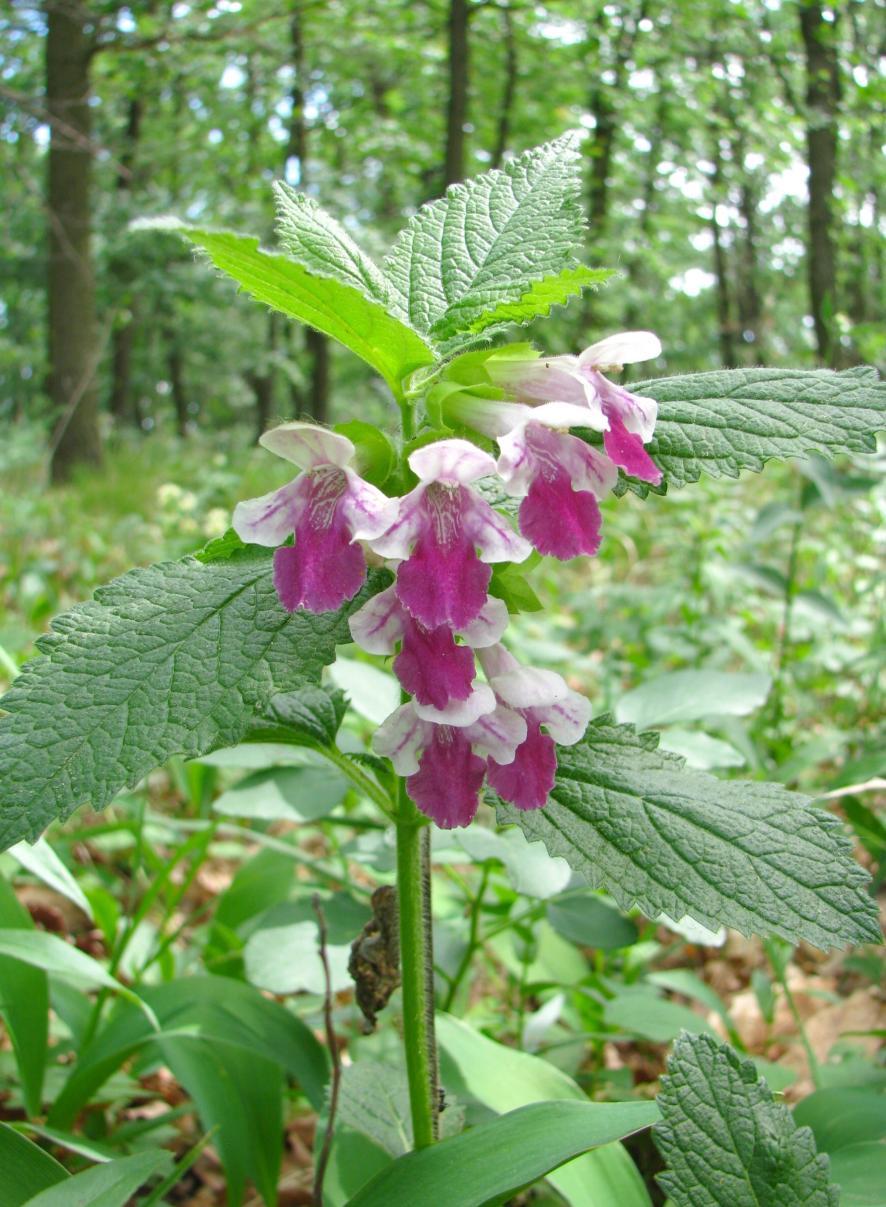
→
(233, 332, 661, 828)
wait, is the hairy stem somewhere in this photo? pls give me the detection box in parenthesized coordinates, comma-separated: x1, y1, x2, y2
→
(396, 784, 438, 1148)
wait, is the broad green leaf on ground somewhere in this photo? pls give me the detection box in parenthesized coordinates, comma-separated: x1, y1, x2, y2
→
(0, 929, 155, 1024)
(0, 1123, 67, 1207)
(0, 877, 48, 1116)
(603, 990, 716, 1044)
(825, 1143, 886, 1207)
(349, 1100, 659, 1207)
(337, 1061, 414, 1157)
(497, 717, 880, 950)
(212, 761, 348, 823)
(438, 1014, 653, 1206)
(615, 670, 771, 729)
(50, 976, 328, 1136)
(384, 133, 593, 341)
(0, 554, 384, 851)
(546, 891, 639, 949)
(273, 183, 396, 310)
(7, 837, 94, 920)
(619, 366, 885, 494)
(23, 1150, 172, 1207)
(793, 1088, 886, 1155)
(174, 227, 435, 393)
(654, 1033, 839, 1206)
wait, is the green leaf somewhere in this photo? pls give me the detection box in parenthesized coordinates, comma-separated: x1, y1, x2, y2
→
(0, 554, 383, 851)
(273, 183, 396, 310)
(615, 670, 772, 728)
(437, 1014, 653, 1205)
(629, 366, 885, 494)
(266, 684, 348, 746)
(7, 837, 93, 920)
(349, 1100, 659, 1207)
(444, 264, 615, 342)
(603, 991, 716, 1043)
(497, 716, 880, 950)
(654, 1033, 839, 1206)
(384, 133, 590, 340)
(546, 891, 639, 950)
(178, 227, 435, 394)
(825, 1143, 886, 1206)
(337, 1061, 415, 1157)
(0, 877, 48, 1116)
(0, 1122, 67, 1206)
(792, 1088, 886, 1154)
(23, 1150, 172, 1207)
(212, 761, 348, 823)
(49, 976, 328, 1137)
(0, 929, 155, 1025)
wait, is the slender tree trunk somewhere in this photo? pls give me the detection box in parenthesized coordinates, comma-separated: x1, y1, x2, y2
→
(287, 1, 330, 422)
(490, 5, 516, 169)
(108, 96, 143, 422)
(710, 136, 737, 369)
(799, 1, 841, 367)
(736, 177, 767, 363)
(443, 0, 469, 188)
(47, 0, 101, 481)
(164, 331, 188, 437)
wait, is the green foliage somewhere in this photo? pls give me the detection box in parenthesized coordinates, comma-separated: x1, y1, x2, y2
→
(349, 1100, 659, 1207)
(0, 1123, 68, 1205)
(654, 1033, 839, 1206)
(629, 367, 886, 494)
(0, 877, 47, 1116)
(384, 133, 599, 342)
(497, 716, 880, 950)
(175, 227, 435, 394)
(23, 1150, 173, 1207)
(0, 553, 383, 851)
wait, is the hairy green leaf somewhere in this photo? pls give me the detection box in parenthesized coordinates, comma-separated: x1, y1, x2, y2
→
(384, 133, 590, 339)
(273, 183, 397, 311)
(497, 717, 880, 950)
(178, 227, 434, 393)
(0, 553, 383, 851)
(655, 1033, 839, 1206)
(266, 685, 348, 746)
(624, 366, 885, 494)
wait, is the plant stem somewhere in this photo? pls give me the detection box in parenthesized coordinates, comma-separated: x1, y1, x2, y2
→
(396, 783, 437, 1148)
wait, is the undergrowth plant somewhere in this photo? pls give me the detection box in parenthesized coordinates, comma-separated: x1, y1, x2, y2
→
(0, 133, 883, 1206)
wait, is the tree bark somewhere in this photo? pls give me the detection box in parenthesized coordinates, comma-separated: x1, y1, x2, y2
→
(799, 1, 841, 367)
(47, 0, 102, 481)
(736, 176, 767, 363)
(710, 135, 737, 369)
(490, 5, 516, 170)
(443, 0, 469, 188)
(165, 331, 189, 437)
(286, 0, 329, 422)
(108, 95, 143, 422)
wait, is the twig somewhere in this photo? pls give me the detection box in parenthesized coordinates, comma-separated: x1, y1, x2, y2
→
(312, 895, 342, 1207)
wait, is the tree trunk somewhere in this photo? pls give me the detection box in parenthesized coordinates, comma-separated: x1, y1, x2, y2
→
(47, 0, 102, 482)
(165, 332, 189, 437)
(710, 136, 737, 369)
(443, 0, 469, 188)
(490, 5, 516, 170)
(736, 177, 767, 363)
(287, 1, 330, 421)
(108, 95, 143, 422)
(799, 2, 841, 367)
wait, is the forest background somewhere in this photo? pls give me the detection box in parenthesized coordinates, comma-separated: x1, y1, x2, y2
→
(0, 2, 884, 1205)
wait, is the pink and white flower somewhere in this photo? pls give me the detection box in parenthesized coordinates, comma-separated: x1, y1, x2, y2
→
(483, 332, 663, 486)
(349, 585, 508, 710)
(367, 439, 531, 631)
(233, 422, 390, 614)
(478, 644, 590, 812)
(373, 684, 526, 828)
(577, 332, 662, 485)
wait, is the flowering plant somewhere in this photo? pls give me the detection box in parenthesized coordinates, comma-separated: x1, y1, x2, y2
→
(0, 135, 882, 1202)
